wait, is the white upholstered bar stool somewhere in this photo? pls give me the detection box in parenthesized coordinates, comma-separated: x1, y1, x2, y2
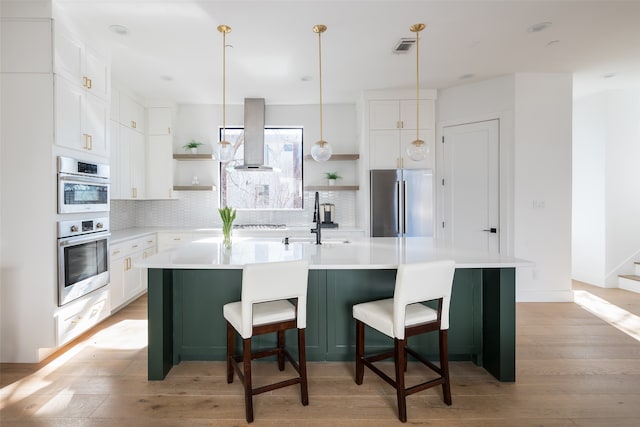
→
(352, 260, 456, 423)
(223, 260, 310, 423)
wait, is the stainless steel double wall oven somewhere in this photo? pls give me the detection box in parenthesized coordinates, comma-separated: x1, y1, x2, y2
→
(57, 156, 111, 306)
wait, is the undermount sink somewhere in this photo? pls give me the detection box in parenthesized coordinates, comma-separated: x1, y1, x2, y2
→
(284, 237, 350, 245)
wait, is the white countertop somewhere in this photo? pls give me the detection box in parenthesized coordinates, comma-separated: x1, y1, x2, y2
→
(136, 236, 532, 270)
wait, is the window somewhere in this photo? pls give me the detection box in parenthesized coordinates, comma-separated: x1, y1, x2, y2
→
(219, 128, 303, 210)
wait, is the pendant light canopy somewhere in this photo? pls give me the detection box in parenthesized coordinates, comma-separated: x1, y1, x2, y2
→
(406, 23, 429, 162)
(310, 24, 333, 162)
(217, 24, 235, 162)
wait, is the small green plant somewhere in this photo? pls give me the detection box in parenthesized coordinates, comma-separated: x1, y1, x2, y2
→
(324, 171, 341, 180)
(183, 140, 203, 150)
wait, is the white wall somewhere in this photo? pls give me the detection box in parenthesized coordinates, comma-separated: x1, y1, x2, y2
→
(572, 93, 607, 285)
(513, 74, 573, 302)
(573, 89, 640, 287)
(1, 2, 59, 362)
(438, 73, 573, 302)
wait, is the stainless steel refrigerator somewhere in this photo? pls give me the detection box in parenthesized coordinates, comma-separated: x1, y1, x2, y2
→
(370, 169, 433, 237)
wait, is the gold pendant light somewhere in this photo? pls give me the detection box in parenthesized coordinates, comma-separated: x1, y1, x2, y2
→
(406, 23, 428, 162)
(217, 24, 234, 162)
(310, 24, 333, 162)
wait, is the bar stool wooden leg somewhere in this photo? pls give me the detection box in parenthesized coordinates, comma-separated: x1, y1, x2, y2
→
(277, 330, 286, 371)
(355, 320, 364, 385)
(440, 329, 452, 405)
(226, 322, 234, 384)
(394, 338, 407, 423)
(298, 328, 309, 405)
(242, 338, 254, 423)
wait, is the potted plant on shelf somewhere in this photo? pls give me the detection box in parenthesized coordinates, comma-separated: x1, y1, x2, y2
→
(325, 171, 341, 186)
(183, 139, 203, 154)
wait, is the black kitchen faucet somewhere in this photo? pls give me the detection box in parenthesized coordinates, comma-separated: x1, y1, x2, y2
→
(311, 191, 321, 244)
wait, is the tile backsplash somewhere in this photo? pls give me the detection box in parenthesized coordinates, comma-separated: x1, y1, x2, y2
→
(110, 191, 357, 230)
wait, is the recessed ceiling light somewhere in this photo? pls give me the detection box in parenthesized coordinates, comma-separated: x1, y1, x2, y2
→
(301, 76, 312, 82)
(109, 25, 128, 35)
(527, 22, 552, 33)
(546, 40, 560, 47)
(602, 73, 616, 79)
(460, 73, 475, 80)
(160, 75, 173, 81)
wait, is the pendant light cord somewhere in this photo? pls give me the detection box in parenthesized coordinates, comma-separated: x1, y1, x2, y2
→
(415, 27, 420, 142)
(222, 29, 227, 143)
(318, 28, 324, 144)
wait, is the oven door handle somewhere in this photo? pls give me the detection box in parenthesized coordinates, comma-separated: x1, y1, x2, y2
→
(58, 173, 110, 185)
(59, 232, 110, 247)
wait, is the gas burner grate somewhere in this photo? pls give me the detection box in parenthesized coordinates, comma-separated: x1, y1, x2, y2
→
(233, 224, 287, 230)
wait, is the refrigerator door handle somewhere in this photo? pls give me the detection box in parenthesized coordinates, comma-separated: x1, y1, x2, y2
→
(396, 180, 401, 235)
(403, 180, 407, 234)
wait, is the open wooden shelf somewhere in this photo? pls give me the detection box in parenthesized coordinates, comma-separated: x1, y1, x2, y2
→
(173, 185, 216, 191)
(173, 154, 215, 160)
(304, 185, 359, 191)
(303, 154, 359, 161)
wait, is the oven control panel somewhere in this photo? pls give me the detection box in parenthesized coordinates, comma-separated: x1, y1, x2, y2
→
(58, 217, 110, 238)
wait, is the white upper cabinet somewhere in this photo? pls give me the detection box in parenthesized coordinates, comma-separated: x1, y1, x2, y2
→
(119, 92, 145, 133)
(367, 98, 435, 170)
(147, 107, 172, 136)
(54, 26, 109, 101)
(369, 99, 435, 131)
(146, 107, 174, 199)
(55, 75, 109, 157)
(53, 24, 110, 157)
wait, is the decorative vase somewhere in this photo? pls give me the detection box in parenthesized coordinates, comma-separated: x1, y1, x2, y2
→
(328, 178, 336, 186)
(219, 206, 236, 250)
(222, 229, 232, 249)
(190, 147, 198, 154)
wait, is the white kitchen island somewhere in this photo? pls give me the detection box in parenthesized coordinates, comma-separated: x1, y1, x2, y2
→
(138, 237, 530, 382)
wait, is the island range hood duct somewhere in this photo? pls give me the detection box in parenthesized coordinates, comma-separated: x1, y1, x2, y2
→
(234, 98, 272, 171)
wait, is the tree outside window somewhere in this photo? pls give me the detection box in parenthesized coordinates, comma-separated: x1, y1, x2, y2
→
(219, 128, 303, 210)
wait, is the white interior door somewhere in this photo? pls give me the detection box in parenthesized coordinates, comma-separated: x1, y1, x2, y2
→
(442, 120, 499, 254)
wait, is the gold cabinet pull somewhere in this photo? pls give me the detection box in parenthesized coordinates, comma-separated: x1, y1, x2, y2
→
(168, 127, 171, 135)
(112, 250, 121, 256)
(131, 120, 136, 129)
(86, 78, 92, 89)
(83, 76, 89, 88)
(132, 187, 137, 198)
(88, 134, 93, 150)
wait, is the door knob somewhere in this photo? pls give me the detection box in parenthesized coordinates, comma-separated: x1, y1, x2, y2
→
(482, 227, 497, 233)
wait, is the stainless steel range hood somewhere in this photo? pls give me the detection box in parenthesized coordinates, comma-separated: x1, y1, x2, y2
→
(234, 98, 272, 171)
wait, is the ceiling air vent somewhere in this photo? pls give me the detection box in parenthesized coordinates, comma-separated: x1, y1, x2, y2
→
(393, 38, 415, 54)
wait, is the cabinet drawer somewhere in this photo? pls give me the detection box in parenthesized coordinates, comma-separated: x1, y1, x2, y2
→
(56, 288, 110, 345)
(110, 241, 128, 259)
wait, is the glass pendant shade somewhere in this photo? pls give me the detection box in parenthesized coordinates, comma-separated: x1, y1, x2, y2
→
(406, 139, 428, 161)
(311, 140, 332, 162)
(218, 139, 234, 162)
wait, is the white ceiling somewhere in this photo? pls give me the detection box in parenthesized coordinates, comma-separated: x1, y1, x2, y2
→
(54, 0, 640, 105)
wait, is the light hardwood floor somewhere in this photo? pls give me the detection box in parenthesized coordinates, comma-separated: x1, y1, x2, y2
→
(2, 281, 640, 426)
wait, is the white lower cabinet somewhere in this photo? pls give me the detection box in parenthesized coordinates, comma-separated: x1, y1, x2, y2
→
(56, 287, 110, 346)
(109, 234, 156, 311)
